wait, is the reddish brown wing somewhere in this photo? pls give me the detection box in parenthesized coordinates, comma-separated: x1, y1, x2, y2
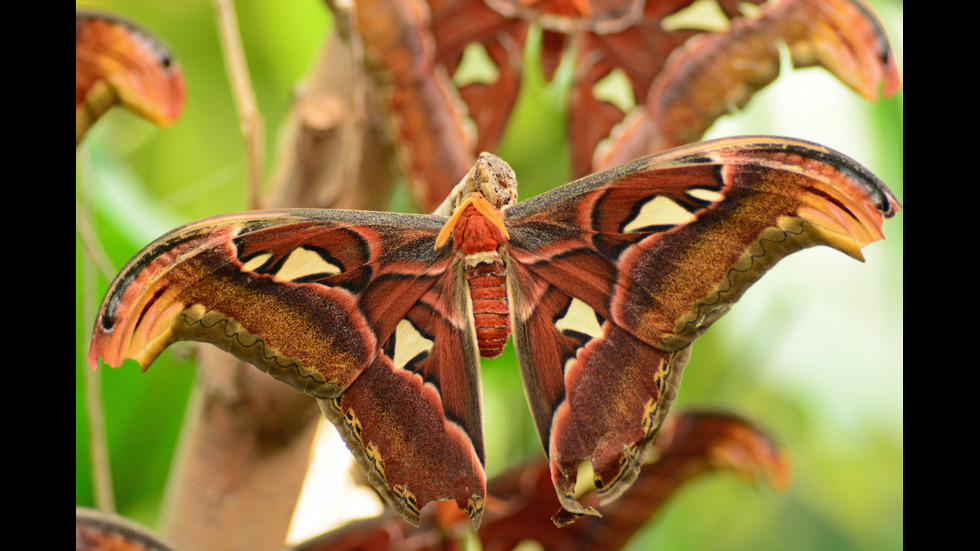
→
(503, 136, 900, 516)
(88, 209, 487, 527)
(351, 0, 900, 207)
(596, 0, 903, 168)
(76, 10, 186, 146)
(320, 259, 488, 526)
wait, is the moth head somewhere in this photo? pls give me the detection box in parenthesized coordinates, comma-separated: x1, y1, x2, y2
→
(473, 152, 518, 210)
(437, 153, 519, 217)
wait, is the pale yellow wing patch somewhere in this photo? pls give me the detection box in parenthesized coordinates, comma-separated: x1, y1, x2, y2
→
(686, 188, 724, 203)
(241, 252, 273, 272)
(555, 298, 603, 339)
(275, 247, 343, 281)
(393, 319, 434, 371)
(622, 196, 696, 232)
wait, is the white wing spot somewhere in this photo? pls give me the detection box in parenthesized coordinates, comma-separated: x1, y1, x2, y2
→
(623, 196, 696, 232)
(276, 247, 342, 281)
(241, 252, 273, 272)
(394, 319, 434, 371)
(555, 298, 603, 339)
(686, 188, 724, 203)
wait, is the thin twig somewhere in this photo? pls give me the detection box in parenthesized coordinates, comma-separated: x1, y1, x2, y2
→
(75, 201, 117, 281)
(77, 146, 116, 513)
(213, 0, 264, 209)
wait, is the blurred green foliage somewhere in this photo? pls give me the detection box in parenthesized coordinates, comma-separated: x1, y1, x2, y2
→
(76, 1, 902, 548)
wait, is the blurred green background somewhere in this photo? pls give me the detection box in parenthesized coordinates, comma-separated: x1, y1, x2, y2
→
(76, 1, 902, 549)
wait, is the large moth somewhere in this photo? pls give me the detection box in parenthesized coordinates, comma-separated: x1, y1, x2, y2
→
(89, 136, 900, 528)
